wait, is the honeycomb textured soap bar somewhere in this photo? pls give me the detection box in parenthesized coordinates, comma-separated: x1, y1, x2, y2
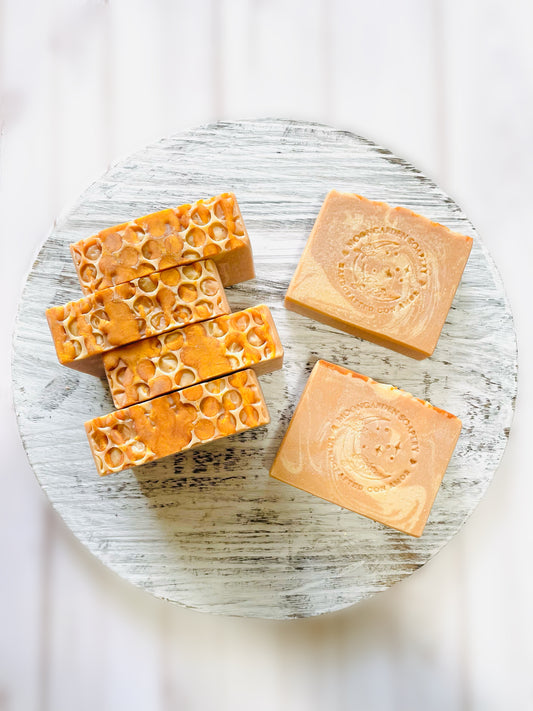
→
(285, 191, 473, 358)
(70, 192, 254, 294)
(270, 360, 462, 537)
(104, 304, 284, 409)
(46, 260, 229, 375)
(85, 370, 270, 476)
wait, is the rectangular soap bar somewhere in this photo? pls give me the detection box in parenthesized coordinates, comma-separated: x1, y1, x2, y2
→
(70, 192, 254, 294)
(285, 191, 473, 359)
(46, 260, 229, 375)
(104, 304, 284, 409)
(85, 370, 270, 476)
(270, 360, 462, 537)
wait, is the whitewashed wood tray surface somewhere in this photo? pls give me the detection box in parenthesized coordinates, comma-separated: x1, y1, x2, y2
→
(12, 119, 517, 619)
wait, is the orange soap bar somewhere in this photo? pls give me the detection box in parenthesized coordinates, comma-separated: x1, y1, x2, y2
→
(104, 304, 284, 409)
(270, 360, 462, 537)
(285, 191, 473, 358)
(70, 192, 254, 294)
(46, 260, 229, 375)
(85, 369, 270, 476)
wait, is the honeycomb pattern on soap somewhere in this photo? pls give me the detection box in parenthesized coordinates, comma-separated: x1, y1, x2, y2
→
(85, 370, 269, 476)
(71, 193, 247, 294)
(104, 305, 281, 409)
(47, 260, 228, 365)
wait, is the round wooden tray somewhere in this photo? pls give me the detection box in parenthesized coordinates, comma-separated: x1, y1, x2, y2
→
(12, 119, 517, 618)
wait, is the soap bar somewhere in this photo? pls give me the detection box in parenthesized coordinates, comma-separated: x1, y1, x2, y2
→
(285, 191, 473, 358)
(85, 370, 270, 476)
(46, 260, 229, 375)
(104, 304, 284, 409)
(270, 360, 462, 537)
(70, 193, 254, 294)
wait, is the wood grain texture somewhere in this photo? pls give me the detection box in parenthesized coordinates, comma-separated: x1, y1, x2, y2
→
(12, 119, 517, 618)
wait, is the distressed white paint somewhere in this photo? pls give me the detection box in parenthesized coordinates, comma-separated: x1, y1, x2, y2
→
(12, 119, 516, 618)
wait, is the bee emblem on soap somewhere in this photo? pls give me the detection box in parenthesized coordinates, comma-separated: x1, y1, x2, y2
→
(337, 227, 428, 315)
(327, 402, 419, 493)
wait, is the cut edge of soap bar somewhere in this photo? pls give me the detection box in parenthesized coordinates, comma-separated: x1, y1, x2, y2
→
(270, 359, 462, 538)
(85, 369, 270, 476)
(103, 304, 285, 409)
(46, 259, 230, 375)
(70, 192, 255, 294)
(285, 190, 474, 359)
(284, 295, 430, 359)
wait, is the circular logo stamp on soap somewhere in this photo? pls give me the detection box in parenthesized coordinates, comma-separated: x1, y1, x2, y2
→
(337, 227, 428, 314)
(327, 401, 419, 493)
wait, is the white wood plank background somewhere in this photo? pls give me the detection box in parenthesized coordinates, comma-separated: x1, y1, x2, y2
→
(1, 0, 531, 708)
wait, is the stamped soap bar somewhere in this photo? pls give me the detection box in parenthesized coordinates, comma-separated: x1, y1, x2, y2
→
(85, 370, 270, 476)
(285, 191, 473, 358)
(70, 192, 254, 294)
(104, 304, 284, 409)
(46, 260, 229, 375)
(270, 360, 462, 537)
